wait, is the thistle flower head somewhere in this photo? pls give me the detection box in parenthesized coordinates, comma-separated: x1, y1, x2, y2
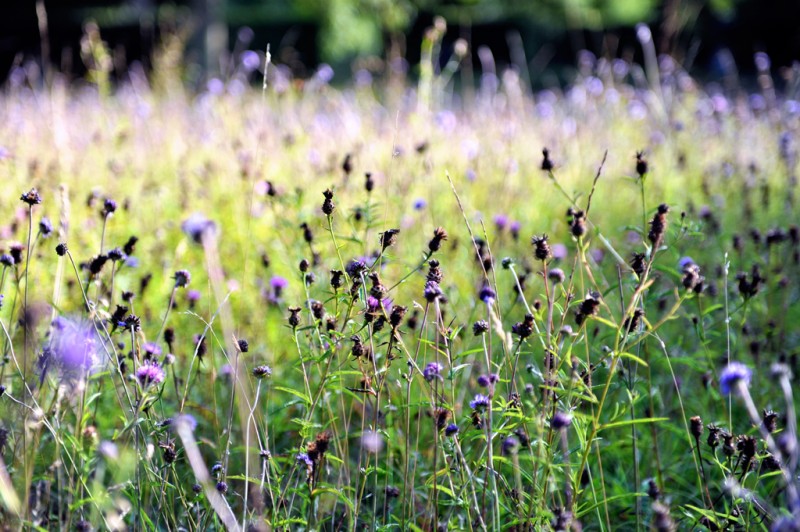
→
(719, 362, 752, 395)
(423, 362, 444, 382)
(136, 360, 166, 388)
(470, 393, 490, 411)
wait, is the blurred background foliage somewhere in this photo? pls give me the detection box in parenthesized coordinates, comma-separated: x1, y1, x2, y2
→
(2, 0, 798, 86)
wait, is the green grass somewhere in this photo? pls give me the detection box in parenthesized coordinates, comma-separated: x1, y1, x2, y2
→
(0, 56, 798, 531)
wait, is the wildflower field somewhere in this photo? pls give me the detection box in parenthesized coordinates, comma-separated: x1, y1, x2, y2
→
(1, 32, 800, 531)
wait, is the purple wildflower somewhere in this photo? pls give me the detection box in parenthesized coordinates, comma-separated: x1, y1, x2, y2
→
(296, 452, 313, 467)
(551, 411, 572, 430)
(479, 286, 496, 305)
(174, 270, 191, 288)
(502, 436, 519, 455)
(477, 375, 490, 387)
(423, 281, 443, 302)
(470, 394, 490, 411)
(346, 259, 367, 279)
(720, 362, 752, 395)
(424, 362, 444, 382)
(48, 317, 101, 376)
(444, 423, 459, 437)
(136, 360, 166, 388)
(413, 198, 427, 210)
(142, 342, 162, 358)
(181, 214, 217, 244)
(493, 214, 509, 230)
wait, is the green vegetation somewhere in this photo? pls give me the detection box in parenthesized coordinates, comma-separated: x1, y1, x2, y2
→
(0, 26, 799, 530)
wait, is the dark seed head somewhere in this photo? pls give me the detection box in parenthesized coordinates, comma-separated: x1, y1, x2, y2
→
(55, 243, 68, 256)
(20, 188, 42, 206)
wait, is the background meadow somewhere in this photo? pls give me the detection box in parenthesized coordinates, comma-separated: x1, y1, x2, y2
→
(1, 21, 800, 531)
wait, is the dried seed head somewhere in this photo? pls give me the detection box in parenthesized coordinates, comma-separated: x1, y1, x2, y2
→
(379, 229, 400, 250)
(532, 235, 551, 261)
(20, 188, 42, 206)
(635, 151, 648, 178)
(541, 148, 554, 171)
(428, 227, 448, 253)
(321, 188, 335, 215)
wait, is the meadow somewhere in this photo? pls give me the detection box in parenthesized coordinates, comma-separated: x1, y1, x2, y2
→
(0, 34, 799, 531)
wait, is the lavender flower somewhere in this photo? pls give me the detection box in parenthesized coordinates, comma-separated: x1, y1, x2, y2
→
(470, 394, 490, 411)
(720, 362, 752, 395)
(136, 360, 166, 388)
(424, 362, 444, 382)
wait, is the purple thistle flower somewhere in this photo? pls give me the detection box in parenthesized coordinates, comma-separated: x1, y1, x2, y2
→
(182, 214, 217, 244)
(423, 281, 443, 302)
(493, 214, 509, 230)
(502, 436, 519, 455)
(136, 360, 166, 388)
(47, 317, 102, 377)
(551, 411, 572, 430)
(346, 259, 367, 279)
(444, 423, 459, 437)
(470, 394, 490, 411)
(477, 375, 490, 387)
(413, 198, 427, 210)
(270, 275, 288, 301)
(174, 270, 191, 288)
(367, 296, 381, 313)
(142, 342, 162, 358)
(423, 362, 444, 382)
(241, 50, 261, 72)
(296, 452, 313, 467)
(678, 256, 695, 270)
(720, 362, 752, 395)
(479, 286, 496, 305)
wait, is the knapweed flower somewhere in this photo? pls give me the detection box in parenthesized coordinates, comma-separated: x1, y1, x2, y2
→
(252, 365, 272, 379)
(424, 362, 444, 382)
(20, 188, 42, 206)
(719, 362, 752, 395)
(493, 214, 509, 231)
(297, 452, 313, 467)
(182, 213, 217, 244)
(413, 198, 427, 210)
(473, 320, 489, 336)
(46, 317, 102, 377)
(470, 394, 490, 411)
(136, 360, 166, 388)
(142, 342, 162, 359)
(479, 286, 496, 305)
(39, 217, 53, 237)
(423, 281, 443, 302)
(444, 423, 459, 437)
(477, 375, 491, 387)
(174, 270, 191, 288)
(502, 436, 519, 455)
(551, 411, 572, 430)
(186, 290, 201, 308)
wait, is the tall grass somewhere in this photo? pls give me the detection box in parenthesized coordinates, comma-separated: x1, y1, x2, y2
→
(0, 32, 799, 530)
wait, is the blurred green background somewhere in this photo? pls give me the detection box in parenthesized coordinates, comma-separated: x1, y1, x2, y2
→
(4, 0, 799, 86)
